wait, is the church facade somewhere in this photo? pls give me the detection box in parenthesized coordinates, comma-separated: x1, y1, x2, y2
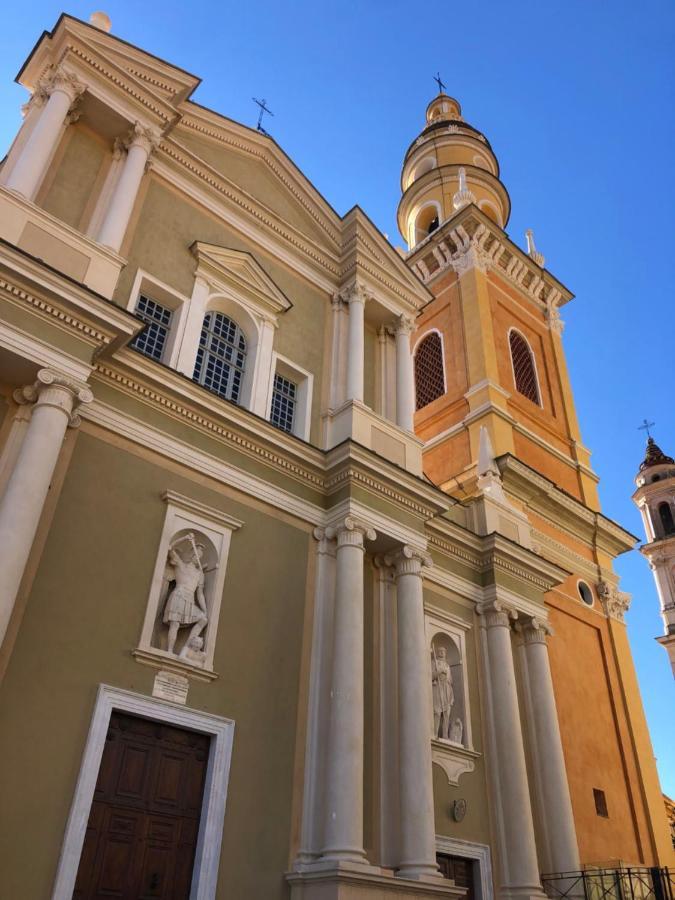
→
(0, 13, 671, 900)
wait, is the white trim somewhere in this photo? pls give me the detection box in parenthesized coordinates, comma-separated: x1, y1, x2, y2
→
(267, 351, 314, 442)
(435, 835, 493, 900)
(0, 319, 94, 381)
(127, 267, 192, 368)
(52, 684, 235, 900)
(426, 612, 474, 750)
(507, 327, 542, 408)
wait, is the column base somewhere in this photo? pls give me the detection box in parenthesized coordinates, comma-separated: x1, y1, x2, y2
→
(396, 863, 444, 882)
(287, 864, 466, 899)
(498, 887, 549, 900)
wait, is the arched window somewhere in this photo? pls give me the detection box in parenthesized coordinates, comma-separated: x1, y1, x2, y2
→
(658, 502, 675, 536)
(414, 332, 445, 410)
(509, 330, 540, 405)
(193, 311, 247, 403)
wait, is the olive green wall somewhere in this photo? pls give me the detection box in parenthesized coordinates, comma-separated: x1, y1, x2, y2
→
(0, 430, 310, 900)
(114, 179, 329, 444)
(41, 126, 107, 229)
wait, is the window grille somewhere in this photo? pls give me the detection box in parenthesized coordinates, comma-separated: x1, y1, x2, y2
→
(414, 332, 445, 410)
(193, 312, 247, 404)
(509, 331, 540, 405)
(131, 295, 173, 361)
(270, 372, 297, 433)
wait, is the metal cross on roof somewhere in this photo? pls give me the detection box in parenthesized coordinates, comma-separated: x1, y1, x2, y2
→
(252, 97, 274, 135)
(433, 72, 446, 94)
(638, 418, 656, 437)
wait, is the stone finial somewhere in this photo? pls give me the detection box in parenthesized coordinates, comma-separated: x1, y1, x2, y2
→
(90, 11, 112, 31)
(452, 167, 476, 211)
(525, 229, 545, 267)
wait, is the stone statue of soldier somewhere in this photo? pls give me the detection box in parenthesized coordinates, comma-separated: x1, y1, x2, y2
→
(163, 533, 208, 658)
(431, 644, 454, 740)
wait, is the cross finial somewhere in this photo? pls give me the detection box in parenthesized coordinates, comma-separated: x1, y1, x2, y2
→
(638, 418, 656, 438)
(433, 72, 446, 95)
(252, 97, 274, 135)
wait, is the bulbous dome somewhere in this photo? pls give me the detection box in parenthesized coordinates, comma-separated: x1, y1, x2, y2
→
(397, 93, 510, 248)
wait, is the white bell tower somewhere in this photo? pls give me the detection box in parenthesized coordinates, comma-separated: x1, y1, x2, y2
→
(632, 436, 675, 675)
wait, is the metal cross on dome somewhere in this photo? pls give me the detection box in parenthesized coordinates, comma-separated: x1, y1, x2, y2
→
(433, 72, 446, 94)
(252, 97, 274, 135)
(638, 418, 656, 438)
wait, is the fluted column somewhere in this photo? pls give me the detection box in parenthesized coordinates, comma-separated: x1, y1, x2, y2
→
(345, 285, 367, 404)
(479, 601, 543, 898)
(389, 546, 439, 880)
(0, 369, 92, 648)
(518, 618, 580, 874)
(97, 122, 158, 252)
(394, 316, 415, 432)
(4, 67, 85, 199)
(321, 516, 375, 863)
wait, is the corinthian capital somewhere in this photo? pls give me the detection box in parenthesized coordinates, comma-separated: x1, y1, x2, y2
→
(13, 368, 93, 427)
(515, 616, 552, 645)
(123, 121, 161, 156)
(598, 580, 631, 623)
(40, 65, 86, 104)
(338, 280, 372, 307)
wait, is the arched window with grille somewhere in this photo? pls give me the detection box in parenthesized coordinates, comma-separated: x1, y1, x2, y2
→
(414, 331, 446, 410)
(509, 329, 540, 405)
(193, 311, 247, 403)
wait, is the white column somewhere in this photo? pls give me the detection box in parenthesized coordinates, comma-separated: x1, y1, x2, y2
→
(394, 316, 415, 432)
(479, 601, 544, 899)
(0, 369, 92, 649)
(390, 546, 439, 880)
(97, 123, 158, 252)
(321, 516, 375, 864)
(250, 319, 276, 417)
(4, 68, 84, 200)
(345, 284, 367, 404)
(519, 618, 580, 874)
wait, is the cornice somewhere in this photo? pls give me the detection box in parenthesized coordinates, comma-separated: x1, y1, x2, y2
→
(177, 109, 341, 248)
(480, 532, 570, 592)
(406, 205, 572, 318)
(401, 134, 499, 189)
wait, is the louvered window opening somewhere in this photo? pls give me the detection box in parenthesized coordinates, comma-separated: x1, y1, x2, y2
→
(509, 331, 540, 405)
(270, 372, 297, 434)
(193, 311, 247, 404)
(414, 333, 445, 410)
(131, 295, 172, 362)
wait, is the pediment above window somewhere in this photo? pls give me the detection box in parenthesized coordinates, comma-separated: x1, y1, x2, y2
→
(191, 242, 292, 318)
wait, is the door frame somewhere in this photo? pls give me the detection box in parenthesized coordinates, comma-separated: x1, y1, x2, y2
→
(435, 835, 494, 900)
(52, 684, 235, 900)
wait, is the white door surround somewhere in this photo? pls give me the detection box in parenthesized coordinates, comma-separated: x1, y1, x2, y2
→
(51, 684, 235, 900)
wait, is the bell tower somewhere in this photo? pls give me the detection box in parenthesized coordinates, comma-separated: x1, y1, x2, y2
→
(633, 436, 675, 674)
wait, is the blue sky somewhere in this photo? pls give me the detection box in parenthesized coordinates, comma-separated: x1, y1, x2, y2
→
(1, 2, 673, 793)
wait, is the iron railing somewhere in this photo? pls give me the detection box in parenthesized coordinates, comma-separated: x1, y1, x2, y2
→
(542, 868, 673, 900)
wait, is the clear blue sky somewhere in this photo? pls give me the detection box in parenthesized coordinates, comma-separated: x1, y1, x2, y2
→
(1, 2, 673, 793)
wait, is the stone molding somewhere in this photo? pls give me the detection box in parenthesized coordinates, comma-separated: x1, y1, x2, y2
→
(14, 368, 93, 427)
(431, 739, 479, 785)
(597, 580, 632, 623)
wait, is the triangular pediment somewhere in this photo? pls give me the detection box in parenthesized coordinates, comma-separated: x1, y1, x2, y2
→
(191, 243, 292, 316)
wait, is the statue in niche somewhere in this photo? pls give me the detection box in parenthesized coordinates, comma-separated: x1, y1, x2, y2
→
(431, 643, 454, 740)
(449, 717, 464, 745)
(163, 533, 208, 658)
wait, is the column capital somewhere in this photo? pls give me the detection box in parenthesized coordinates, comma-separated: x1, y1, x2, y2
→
(597, 580, 631, 623)
(515, 616, 553, 645)
(14, 369, 93, 427)
(338, 280, 372, 307)
(394, 314, 415, 337)
(385, 544, 432, 578)
(313, 526, 337, 557)
(40, 65, 86, 104)
(123, 121, 161, 156)
(327, 516, 375, 549)
(477, 599, 517, 629)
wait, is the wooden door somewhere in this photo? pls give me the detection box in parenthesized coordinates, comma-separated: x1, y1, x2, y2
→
(73, 712, 210, 899)
(437, 853, 475, 900)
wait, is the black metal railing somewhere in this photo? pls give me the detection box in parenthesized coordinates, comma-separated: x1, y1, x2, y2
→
(542, 868, 673, 900)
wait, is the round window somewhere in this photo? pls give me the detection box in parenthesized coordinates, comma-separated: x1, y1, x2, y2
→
(578, 581, 594, 606)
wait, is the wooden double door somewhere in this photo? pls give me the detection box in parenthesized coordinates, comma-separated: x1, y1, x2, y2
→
(73, 712, 210, 899)
(437, 853, 476, 900)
